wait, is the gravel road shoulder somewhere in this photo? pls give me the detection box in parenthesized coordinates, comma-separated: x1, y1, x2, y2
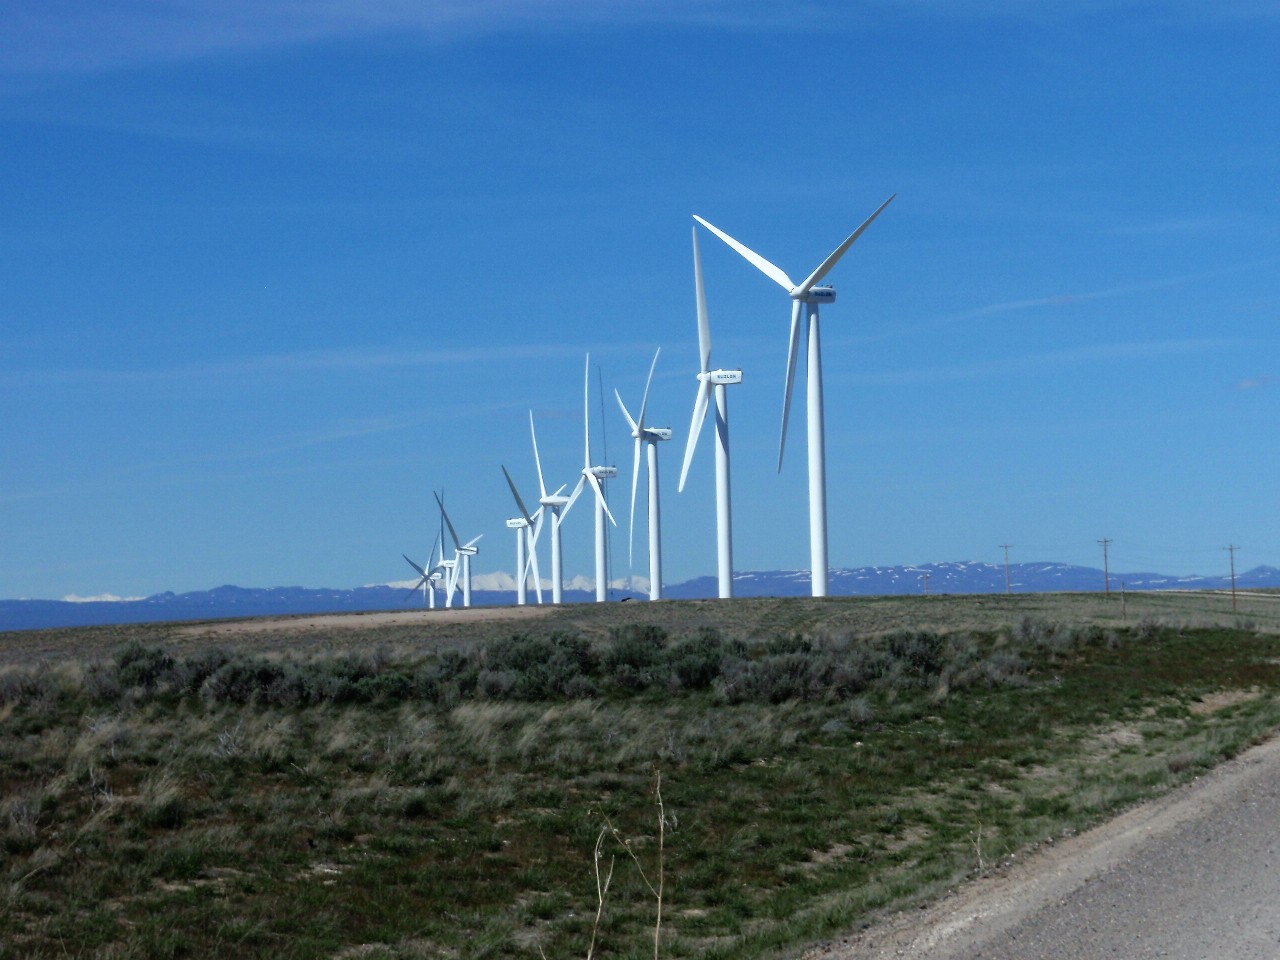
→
(805, 733, 1280, 960)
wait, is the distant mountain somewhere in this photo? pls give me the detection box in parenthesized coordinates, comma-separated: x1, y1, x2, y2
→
(681, 562, 1280, 597)
(3, 562, 1276, 632)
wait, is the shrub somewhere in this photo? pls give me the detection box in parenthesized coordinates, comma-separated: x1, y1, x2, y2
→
(979, 651, 1028, 687)
(1135, 617, 1164, 642)
(433, 650, 479, 699)
(170, 648, 232, 695)
(478, 669, 518, 699)
(723, 652, 836, 704)
(886, 630, 946, 678)
(84, 662, 123, 702)
(766, 634, 813, 656)
(666, 629, 729, 691)
(113, 640, 175, 691)
(483, 632, 595, 700)
(0, 665, 60, 707)
(604, 625, 669, 691)
(200, 657, 288, 705)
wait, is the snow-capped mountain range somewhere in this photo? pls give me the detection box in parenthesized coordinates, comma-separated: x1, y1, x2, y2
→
(3, 561, 1276, 632)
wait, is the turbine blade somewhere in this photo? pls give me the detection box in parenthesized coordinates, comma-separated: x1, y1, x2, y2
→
(693, 227, 712, 373)
(561, 475, 587, 521)
(584, 469, 616, 526)
(464, 534, 483, 549)
(583, 353, 592, 469)
(778, 299, 803, 471)
(678, 381, 711, 493)
(615, 389, 638, 435)
(528, 506, 547, 549)
(794, 194, 896, 295)
(638, 347, 658, 432)
(529, 411, 548, 499)
(694, 215, 794, 292)
(502, 465, 535, 524)
(404, 577, 427, 602)
(403, 554, 426, 577)
(629, 436, 641, 566)
(434, 491, 461, 549)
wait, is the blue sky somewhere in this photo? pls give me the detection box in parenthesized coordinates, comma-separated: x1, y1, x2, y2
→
(2, 1, 1277, 600)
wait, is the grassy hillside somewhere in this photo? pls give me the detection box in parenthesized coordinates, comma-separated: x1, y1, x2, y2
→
(3, 591, 1279, 959)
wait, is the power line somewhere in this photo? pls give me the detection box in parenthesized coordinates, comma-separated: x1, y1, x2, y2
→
(1226, 544, 1239, 613)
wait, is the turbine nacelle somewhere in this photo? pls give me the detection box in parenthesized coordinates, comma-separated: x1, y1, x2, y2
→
(588, 465, 618, 480)
(793, 284, 835, 304)
(506, 517, 529, 529)
(699, 369, 743, 385)
(642, 427, 673, 442)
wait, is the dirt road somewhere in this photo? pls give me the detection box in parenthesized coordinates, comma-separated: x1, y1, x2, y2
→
(808, 735, 1280, 959)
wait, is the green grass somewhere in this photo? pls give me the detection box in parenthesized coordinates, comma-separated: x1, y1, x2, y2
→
(2, 594, 1280, 959)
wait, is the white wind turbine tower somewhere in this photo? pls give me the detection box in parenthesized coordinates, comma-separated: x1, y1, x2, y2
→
(616, 348, 671, 601)
(434, 491, 482, 608)
(527, 412, 589, 605)
(581, 354, 618, 603)
(678, 226, 742, 600)
(694, 195, 895, 598)
(500, 465, 547, 607)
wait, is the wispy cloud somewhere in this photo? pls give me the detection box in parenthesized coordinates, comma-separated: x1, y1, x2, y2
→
(2, 1, 806, 77)
(1102, 216, 1235, 238)
(939, 257, 1280, 325)
(0, 341, 645, 390)
(1236, 376, 1274, 391)
(8, 0, 1278, 79)
(871, 0, 1280, 24)
(853, 337, 1242, 387)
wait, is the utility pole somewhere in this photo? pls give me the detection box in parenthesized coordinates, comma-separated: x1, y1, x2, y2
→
(999, 544, 1013, 595)
(921, 571, 930, 596)
(1226, 545, 1239, 613)
(1098, 538, 1112, 597)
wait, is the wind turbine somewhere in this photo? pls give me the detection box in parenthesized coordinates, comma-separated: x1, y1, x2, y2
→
(434, 491, 482, 608)
(528, 412, 589, 605)
(429, 496, 459, 608)
(402, 530, 443, 608)
(694, 195, 895, 597)
(616, 348, 671, 601)
(501, 465, 547, 606)
(581, 354, 618, 602)
(678, 226, 742, 600)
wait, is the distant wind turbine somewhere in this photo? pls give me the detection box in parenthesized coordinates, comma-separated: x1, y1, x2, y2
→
(694, 195, 895, 597)
(528, 412, 588, 604)
(501, 465, 547, 606)
(434, 491, 482, 608)
(402, 529, 443, 608)
(581, 354, 618, 602)
(678, 226, 742, 600)
(616, 348, 671, 601)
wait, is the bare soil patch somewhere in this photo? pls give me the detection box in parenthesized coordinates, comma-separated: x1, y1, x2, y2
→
(173, 604, 554, 638)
